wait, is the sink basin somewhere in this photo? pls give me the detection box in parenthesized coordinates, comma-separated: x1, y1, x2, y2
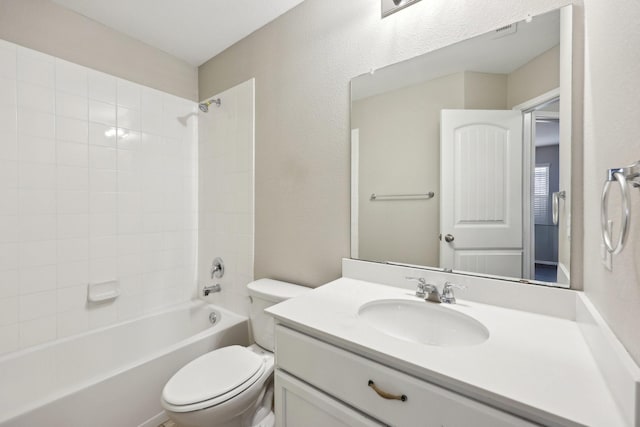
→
(357, 299, 489, 347)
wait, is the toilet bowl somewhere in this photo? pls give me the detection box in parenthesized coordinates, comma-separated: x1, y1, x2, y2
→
(161, 279, 309, 427)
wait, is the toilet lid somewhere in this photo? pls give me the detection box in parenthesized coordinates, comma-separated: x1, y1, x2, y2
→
(162, 345, 265, 406)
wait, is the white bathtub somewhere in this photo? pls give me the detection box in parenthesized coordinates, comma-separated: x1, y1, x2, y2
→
(0, 300, 249, 427)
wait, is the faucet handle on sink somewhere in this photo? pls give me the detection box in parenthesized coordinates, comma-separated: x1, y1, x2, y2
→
(441, 282, 466, 304)
(443, 281, 466, 289)
(406, 276, 428, 298)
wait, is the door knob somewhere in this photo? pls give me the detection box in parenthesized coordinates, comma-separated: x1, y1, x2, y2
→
(444, 234, 455, 243)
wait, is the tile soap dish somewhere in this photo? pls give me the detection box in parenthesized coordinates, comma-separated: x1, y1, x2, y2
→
(87, 280, 120, 303)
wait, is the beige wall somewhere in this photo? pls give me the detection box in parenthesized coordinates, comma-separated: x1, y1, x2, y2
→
(582, 0, 640, 364)
(508, 45, 560, 108)
(199, 0, 572, 287)
(464, 72, 508, 109)
(0, 0, 197, 100)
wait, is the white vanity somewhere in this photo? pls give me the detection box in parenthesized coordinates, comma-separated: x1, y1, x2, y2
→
(267, 260, 639, 427)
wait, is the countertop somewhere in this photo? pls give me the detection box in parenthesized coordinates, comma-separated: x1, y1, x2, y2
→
(267, 278, 626, 427)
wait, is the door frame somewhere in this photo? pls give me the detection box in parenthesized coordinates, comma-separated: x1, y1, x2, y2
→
(350, 129, 360, 259)
(513, 88, 560, 280)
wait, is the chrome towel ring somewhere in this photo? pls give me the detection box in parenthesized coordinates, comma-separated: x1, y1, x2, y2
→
(601, 161, 640, 255)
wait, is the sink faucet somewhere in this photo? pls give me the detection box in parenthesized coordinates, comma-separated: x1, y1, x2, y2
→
(406, 277, 442, 303)
(406, 277, 465, 304)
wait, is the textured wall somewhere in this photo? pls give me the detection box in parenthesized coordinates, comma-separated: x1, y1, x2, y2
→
(199, 0, 572, 287)
(582, 0, 640, 364)
(0, 0, 197, 101)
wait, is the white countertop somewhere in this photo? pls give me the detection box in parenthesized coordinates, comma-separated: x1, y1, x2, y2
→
(267, 278, 626, 427)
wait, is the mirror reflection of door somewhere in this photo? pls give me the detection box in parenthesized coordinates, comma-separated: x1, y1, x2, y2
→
(533, 108, 561, 282)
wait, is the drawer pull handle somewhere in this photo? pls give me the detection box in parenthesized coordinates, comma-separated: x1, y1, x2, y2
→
(367, 380, 407, 402)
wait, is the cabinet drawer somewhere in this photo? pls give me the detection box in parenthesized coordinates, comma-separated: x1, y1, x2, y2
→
(275, 325, 539, 427)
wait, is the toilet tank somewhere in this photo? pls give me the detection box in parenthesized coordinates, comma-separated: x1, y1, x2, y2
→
(247, 279, 310, 351)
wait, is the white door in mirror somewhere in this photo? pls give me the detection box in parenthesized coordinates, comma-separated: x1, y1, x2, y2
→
(440, 109, 523, 277)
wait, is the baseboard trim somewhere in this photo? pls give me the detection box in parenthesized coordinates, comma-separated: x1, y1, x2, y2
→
(138, 411, 169, 427)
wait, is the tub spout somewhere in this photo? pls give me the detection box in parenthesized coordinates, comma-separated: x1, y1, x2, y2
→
(203, 284, 221, 296)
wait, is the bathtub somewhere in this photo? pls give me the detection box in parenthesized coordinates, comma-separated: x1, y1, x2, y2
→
(0, 300, 249, 427)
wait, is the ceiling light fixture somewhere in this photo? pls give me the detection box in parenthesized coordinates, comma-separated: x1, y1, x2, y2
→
(382, 0, 422, 18)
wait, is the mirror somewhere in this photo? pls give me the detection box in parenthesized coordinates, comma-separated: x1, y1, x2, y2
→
(350, 7, 572, 287)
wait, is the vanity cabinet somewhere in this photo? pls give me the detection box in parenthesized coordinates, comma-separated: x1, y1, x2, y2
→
(274, 325, 540, 427)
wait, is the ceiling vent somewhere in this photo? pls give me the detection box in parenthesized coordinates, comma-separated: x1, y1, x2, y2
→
(493, 23, 518, 39)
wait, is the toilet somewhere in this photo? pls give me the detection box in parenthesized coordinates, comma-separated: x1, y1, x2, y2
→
(161, 279, 309, 427)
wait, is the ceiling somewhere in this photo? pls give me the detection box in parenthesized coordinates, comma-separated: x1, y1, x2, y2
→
(352, 9, 560, 101)
(52, 0, 306, 66)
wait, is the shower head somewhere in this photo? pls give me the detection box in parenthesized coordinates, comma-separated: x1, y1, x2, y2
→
(199, 98, 221, 113)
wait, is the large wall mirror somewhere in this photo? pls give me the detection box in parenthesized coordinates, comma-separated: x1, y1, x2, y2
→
(350, 6, 573, 288)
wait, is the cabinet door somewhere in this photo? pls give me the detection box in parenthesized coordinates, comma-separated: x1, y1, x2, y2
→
(275, 370, 384, 427)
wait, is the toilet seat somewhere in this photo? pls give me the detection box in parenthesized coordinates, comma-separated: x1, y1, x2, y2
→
(162, 345, 267, 413)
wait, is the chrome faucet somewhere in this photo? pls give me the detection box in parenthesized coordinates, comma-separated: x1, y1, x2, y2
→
(406, 277, 442, 303)
(406, 277, 465, 304)
(210, 257, 224, 279)
(203, 284, 221, 296)
(440, 281, 466, 304)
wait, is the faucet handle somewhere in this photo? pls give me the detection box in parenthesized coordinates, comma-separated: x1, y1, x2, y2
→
(210, 257, 225, 279)
(406, 276, 426, 285)
(443, 281, 466, 290)
(441, 281, 466, 303)
(406, 276, 427, 298)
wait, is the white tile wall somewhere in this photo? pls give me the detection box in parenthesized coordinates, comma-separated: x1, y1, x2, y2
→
(199, 79, 255, 316)
(0, 40, 198, 355)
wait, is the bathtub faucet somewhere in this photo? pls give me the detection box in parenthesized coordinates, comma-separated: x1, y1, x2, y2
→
(210, 257, 225, 279)
(203, 284, 221, 296)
